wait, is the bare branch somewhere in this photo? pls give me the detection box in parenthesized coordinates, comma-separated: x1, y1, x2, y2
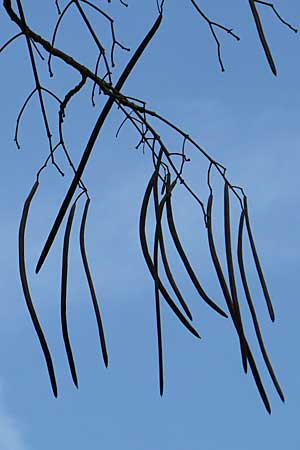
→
(190, 0, 240, 71)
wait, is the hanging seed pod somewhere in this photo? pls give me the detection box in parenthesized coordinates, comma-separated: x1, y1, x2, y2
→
(206, 192, 233, 310)
(153, 180, 193, 321)
(19, 181, 58, 397)
(243, 197, 275, 321)
(224, 183, 247, 372)
(80, 198, 108, 367)
(61, 201, 78, 387)
(165, 180, 227, 318)
(207, 192, 247, 372)
(237, 210, 284, 402)
(153, 177, 164, 396)
(206, 192, 271, 413)
(139, 170, 200, 339)
(249, 0, 277, 75)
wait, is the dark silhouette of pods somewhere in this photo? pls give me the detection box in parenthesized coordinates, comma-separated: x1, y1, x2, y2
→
(36, 12, 164, 274)
(207, 193, 271, 413)
(206, 193, 233, 310)
(224, 183, 247, 372)
(153, 178, 164, 396)
(249, 0, 277, 75)
(165, 183, 228, 318)
(237, 210, 284, 402)
(61, 201, 78, 387)
(80, 198, 108, 367)
(153, 181, 193, 321)
(207, 192, 247, 372)
(19, 181, 58, 397)
(243, 197, 275, 322)
(139, 171, 201, 339)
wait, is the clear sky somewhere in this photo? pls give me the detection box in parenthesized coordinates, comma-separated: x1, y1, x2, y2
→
(0, 1, 300, 449)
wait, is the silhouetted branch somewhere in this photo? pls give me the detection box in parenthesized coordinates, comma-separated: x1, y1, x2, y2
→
(189, 0, 240, 71)
(1, 0, 290, 410)
(16, 0, 63, 175)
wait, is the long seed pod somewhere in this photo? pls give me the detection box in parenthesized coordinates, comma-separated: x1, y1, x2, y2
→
(243, 197, 275, 322)
(249, 0, 277, 75)
(61, 201, 78, 387)
(36, 11, 164, 274)
(165, 183, 228, 318)
(139, 171, 201, 339)
(19, 181, 58, 397)
(224, 183, 247, 372)
(237, 210, 284, 402)
(207, 192, 247, 372)
(207, 192, 233, 311)
(153, 177, 164, 395)
(207, 193, 271, 413)
(80, 198, 108, 367)
(153, 179, 193, 321)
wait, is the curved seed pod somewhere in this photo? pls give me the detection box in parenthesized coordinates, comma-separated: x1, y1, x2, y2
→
(61, 201, 78, 387)
(19, 181, 58, 397)
(249, 0, 277, 75)
(139, 171, 201, 339)
(224, 183, 247, 373)
(237, 210, 284, 402)
(80, 198, 108, 367)
(243, 197, 275, 322)
(207, 192, 247, 372)
(207, 192, 233, 311)
(153, 178, 164, 396)
(165, 183, 228, 318)
(153, 180, 193, 321)
(208, 196, 271, 411)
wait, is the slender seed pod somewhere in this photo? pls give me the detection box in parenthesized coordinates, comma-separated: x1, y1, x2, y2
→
(139, 171, 201, 339)
(249, 0, 277, 75)
(80, 198, 108, 367)
(153, 178, 164, 396)
(207, 192, 247, 372)
(165, 182, 228, 318)
(61, 201, 78, 387)
(243, 197, 275, 322)
(206, 192, 270, 412)
(224, 183, 247, 372)
(237, 210, 284, 402)
(153, 180, 193, 321)
(19, 181, 58, 397)
(207, 192, 233, 311)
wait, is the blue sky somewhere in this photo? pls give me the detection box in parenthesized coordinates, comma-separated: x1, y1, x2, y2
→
(0, 1, 300, 449)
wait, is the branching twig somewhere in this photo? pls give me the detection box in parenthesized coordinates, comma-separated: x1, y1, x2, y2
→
(16, 0, 63, 175)
(189, 0, 240, 71)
